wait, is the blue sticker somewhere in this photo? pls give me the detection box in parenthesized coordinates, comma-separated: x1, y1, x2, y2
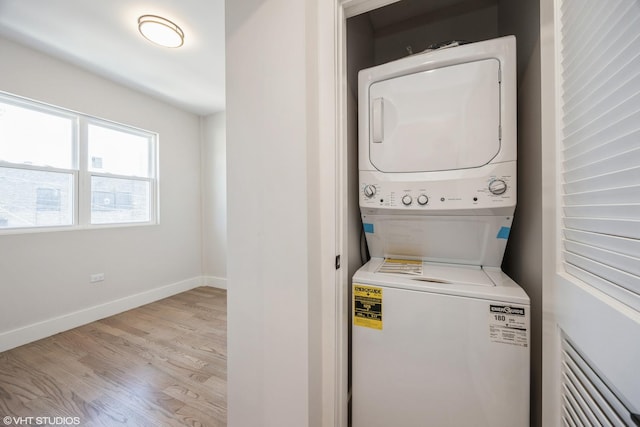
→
(363, 223, 374, 233)
(497, 226, 511, 239)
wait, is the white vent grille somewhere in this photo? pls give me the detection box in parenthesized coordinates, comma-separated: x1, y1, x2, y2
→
(559, 0, 640, 313)
(561, 337, 639, 426)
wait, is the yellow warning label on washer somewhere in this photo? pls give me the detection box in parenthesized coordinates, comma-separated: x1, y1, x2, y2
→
(353, 284, 383, 330)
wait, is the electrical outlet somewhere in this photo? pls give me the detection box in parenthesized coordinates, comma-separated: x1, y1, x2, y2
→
(90, 273, 105, 283)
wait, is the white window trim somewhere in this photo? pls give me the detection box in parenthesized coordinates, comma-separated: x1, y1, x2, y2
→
(0, 91, 159, 234)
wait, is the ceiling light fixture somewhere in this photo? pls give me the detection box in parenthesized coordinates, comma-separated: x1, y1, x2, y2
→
(138, 15, 184, 48)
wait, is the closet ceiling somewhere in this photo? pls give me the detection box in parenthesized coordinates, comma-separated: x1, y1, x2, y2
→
(369, 0, 497, 34)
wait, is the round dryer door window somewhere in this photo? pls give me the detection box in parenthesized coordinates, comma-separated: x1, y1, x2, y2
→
(368, 59, 501, 173)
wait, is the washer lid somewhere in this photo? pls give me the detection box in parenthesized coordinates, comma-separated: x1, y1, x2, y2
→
(378, 259, 494, 286)
(368, 59, 501, 173)
(354, 258, 529, 305)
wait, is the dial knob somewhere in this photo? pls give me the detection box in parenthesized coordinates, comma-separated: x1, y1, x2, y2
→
(488, 179, 507, 195)
(417, 194, 429, 205)
(402, 195, 413, 206)
(363, 185, 376, 198)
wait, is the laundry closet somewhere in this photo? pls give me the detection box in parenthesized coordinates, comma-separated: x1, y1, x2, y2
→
(343, 0, 542, 425)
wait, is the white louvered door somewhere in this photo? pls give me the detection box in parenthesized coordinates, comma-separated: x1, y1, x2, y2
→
(544, 0, 640, 426)
(561, 337, 637, 427)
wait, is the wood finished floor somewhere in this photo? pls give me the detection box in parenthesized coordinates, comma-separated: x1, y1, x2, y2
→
(0, 287, 227, 427)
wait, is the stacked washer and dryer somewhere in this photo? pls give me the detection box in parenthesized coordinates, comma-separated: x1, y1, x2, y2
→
(352, 36, 530, 427)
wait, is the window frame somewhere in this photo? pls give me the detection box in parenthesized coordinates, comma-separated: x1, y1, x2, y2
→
(0, 91, 159, 234)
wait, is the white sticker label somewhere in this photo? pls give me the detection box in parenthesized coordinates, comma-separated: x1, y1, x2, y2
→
(488, 305, 528, 347)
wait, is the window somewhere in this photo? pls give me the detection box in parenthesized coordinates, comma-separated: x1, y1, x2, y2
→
(0, 91, 158, 231)
(87, 123, 154, 225)
(36, 188, 62, 211)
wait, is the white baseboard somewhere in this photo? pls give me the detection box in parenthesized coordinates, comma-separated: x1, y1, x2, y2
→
(203, 275, 227, 290)
(0, 276, 204, 353)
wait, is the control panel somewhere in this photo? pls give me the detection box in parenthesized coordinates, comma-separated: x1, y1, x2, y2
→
(360, 169, 515, 211)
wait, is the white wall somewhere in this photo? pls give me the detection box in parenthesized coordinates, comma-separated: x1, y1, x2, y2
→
(498, 1, 542, 426)
(201, 112, 227, 288)
(0, 37, 203, 351)
(373, 4, 499, 65)
(225, 0, 322, 425)
(346, 13, 374, 297)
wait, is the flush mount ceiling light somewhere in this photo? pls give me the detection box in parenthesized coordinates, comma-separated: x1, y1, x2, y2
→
(138, 15, 184, 48)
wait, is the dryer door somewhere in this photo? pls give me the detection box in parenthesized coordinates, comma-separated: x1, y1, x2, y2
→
(368, 59, 501, 173)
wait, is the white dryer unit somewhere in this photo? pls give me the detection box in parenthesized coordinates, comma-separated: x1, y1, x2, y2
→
(358, 36, 517, 267)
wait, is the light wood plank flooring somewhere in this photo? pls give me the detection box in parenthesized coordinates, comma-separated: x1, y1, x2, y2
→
(0, 287, 227, 427)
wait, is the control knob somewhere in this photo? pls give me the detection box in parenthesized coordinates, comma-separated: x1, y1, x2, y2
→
(488, 179, 507, 195)
(417, 194, 429, 205)
(402, 195, 413, 206)
(363, 185, 376, 198)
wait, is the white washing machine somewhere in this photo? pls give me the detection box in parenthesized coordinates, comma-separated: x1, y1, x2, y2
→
(352, 36, 530, 426)
(352, 259, 530, 427)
